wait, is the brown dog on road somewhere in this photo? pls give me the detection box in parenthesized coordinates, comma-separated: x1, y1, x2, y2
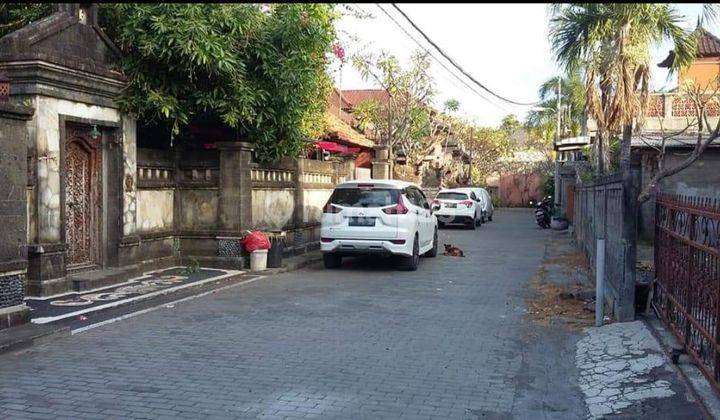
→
(443, 244, 465, 257)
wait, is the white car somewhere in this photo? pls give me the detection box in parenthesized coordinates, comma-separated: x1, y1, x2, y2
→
(455, 187, 494, 222)
(431, 188, 482, 229)
(320, 180, 438, 271)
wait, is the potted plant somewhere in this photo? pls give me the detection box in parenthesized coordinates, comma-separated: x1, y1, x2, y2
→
(551, 211, 569, 230)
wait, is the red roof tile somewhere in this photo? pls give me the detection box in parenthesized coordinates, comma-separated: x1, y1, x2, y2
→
(340, 89, 391, 106)
(697, 28, 720, 57)
(327, 90, 356, 126)
(659, 28, 720, 67)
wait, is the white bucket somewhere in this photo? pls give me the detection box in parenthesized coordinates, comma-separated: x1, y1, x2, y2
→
(250, 249, 268, 271)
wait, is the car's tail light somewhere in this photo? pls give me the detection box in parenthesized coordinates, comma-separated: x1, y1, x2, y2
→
(460, 200, 473, 208)
(382, 195, 409, 215)
(323, 199, 342, 213)
(321, 237, 334, 243)
(390, 239, 406, 244)
(432, 199, 440, 206)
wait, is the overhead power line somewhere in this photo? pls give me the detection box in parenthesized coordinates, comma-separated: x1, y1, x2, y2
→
(390, 3, 540, 107)
(373, 3, 512, 113)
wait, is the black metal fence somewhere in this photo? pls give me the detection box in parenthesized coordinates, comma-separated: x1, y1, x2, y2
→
(574, 173, 636, 321)
(653, 193, 720, 393)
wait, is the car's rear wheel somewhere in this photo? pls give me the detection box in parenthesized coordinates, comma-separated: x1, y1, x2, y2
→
(323, 253, 342, 269)
(488, 214, 493, 221)
(401, 235, 420, 271)
(468, 215, 477, 230)
(438, 221, 445, 229)
(424, 228, 438, 258)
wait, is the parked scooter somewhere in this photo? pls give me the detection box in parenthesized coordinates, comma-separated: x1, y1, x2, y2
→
(535, 195, 553, 229)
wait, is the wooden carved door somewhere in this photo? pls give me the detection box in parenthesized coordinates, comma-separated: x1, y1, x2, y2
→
(64, 125, 102, 269)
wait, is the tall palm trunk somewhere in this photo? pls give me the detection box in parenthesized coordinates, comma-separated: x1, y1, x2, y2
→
(620, 123, 633, 172)
(596, 130, 605, 175)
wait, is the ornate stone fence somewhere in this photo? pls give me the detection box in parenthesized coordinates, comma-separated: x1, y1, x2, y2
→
(132, 146, 355, 267)
(251, 157, 352, 255)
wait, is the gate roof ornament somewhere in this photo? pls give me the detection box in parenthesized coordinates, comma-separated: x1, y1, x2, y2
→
(0, 3, 125, 107)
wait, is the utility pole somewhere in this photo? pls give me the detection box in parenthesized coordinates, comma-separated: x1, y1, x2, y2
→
(553, 76, 562, 213)
(556, 77, 562, 142)
(467, 127, 474, 186)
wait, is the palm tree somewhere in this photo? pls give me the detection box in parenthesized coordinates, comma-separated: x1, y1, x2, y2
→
(549, 3, 702, 173)
(526, 71, 586, 138)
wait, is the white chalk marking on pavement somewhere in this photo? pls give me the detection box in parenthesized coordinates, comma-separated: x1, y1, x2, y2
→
(25, 266, 188, 301)
(32, 269, 244, 324)
(71, 275, 267, 335)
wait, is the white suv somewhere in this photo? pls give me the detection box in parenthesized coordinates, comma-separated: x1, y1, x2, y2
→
(432, 188, 482, 229)
(320, 180, 438, 270)
(455, 187, 494, 223)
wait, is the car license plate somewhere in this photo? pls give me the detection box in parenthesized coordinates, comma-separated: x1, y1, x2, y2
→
(349, 217, 376, 227)
(445, 203, 457, 208)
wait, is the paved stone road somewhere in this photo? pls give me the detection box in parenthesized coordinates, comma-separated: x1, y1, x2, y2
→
(0, 209, 703, 419)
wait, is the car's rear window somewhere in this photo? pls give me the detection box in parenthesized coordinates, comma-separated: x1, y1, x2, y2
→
(330, 188, 400, 207)
(437, 192, 468, 201)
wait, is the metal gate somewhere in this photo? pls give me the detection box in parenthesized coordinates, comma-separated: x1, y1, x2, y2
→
(653, 193, 720, 393)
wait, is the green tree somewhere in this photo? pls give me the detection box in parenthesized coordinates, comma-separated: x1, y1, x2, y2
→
(463, 126, 512, 184)
(0, 3, 53, 36)
(500, 114, 521, 135)
(526, 71, 586, 138)
(352, 50, 435, 178)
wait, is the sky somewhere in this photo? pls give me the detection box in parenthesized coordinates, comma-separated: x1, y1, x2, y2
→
(330, 3, 714, 127)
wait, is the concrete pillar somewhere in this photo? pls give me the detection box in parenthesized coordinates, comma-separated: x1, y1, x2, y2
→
(663, 94, 673, 118)
(294, 158, 306, 227)
(0, 102, 34, 329)
(617, 154, 641, 322)
(559, 165, 576, 219)
(372, 145, 390, 180)
(121, 116, 137, 237)
(217, 142, 254, 232)
(554, 161, 561, 211)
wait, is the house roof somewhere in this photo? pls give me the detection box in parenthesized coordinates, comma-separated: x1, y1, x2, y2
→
(322, 112, 375, 149)
(555, 135, 593, 151)
(698, 28, 720, 57)
(632, 133, 720, 148)
(340, 89, 391, 106)
(330, 88, 353, 110)
(327, 89, 355, 125)
(658, 27, 720, 68)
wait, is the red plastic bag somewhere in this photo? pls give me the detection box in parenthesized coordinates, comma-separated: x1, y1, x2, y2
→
(240, 231, 270, 253)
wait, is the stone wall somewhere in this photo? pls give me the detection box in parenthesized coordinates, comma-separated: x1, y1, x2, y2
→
(137, 190, 174, 232)
(251, 188, 295, 229)
(0, 102, 34, 328)
(131, 147, 354, 266)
